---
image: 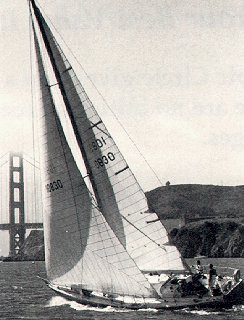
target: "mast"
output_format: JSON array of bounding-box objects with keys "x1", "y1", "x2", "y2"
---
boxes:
[{"x1": 29, "y1": 0, "x2": 103, "y2": 211}]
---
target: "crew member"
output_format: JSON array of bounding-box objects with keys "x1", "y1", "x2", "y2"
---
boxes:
[
  {"x1": 195, "y1": 260, "x2": 204, "y2": 274},
  {"x1": 208, "y1": 264, "x2": 217, "y2": 295}
]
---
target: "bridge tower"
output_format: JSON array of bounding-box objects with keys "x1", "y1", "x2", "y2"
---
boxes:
[{"x1": 9, "y1": 152, "x2": 26, "y2": 256}]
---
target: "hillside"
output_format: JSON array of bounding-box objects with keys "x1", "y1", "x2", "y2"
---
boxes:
[
  {"x1": 146, "y1": 184, "x2": 244, "y2": 221},
  {"x1": 170, "y1": 220, "x2": 244, "y2": 258},
  {"x1": 12, "y1": 220, "x2": 244, "y2": 260}
]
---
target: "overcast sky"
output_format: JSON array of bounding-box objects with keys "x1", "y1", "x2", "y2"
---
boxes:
[{"x1": 2, "y1": 0, "x2": 244, "y2": 194}]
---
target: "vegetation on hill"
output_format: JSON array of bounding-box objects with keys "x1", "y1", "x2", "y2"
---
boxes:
[{"x1": 170, "y1": 220, "x2": 244, "y2": 258}]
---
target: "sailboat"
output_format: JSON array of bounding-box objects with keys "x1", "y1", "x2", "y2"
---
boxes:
[{"x1": 29, "y1": 0, "x2": 244, "y2": 310}]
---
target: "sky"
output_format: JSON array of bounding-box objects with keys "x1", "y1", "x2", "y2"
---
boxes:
[
  {"x1": 1, "y1": 1, "x2": 244, "y2": 194},
  {"x1": 2, "y1": 0, "x2": 244, "y2": 192}
]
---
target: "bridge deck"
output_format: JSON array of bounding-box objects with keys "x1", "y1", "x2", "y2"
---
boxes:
[{"x1": 0, "y1": 223, "x2": 43, "y2": 230}]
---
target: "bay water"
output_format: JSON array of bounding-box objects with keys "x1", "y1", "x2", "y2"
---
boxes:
[{"x1": 0, "y1": 259, "x2": 243, "y2": 320}]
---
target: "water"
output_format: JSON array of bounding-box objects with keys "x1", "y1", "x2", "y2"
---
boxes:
[{"x1": 0, "y1": 260, "x2": 243, "y2": 320}]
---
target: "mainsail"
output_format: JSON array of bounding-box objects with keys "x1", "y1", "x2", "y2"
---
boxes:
[
  {"x1": 32, "y1": 16, "x2": 156, "y2": 297},
  {"x1": 30, "y1": 0, "x2": 185, "y2": 276}
]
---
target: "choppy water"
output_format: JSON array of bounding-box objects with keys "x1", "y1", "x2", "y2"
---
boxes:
[{"x1": 0, "y1": 260, "x2": 243, "y2": 319}]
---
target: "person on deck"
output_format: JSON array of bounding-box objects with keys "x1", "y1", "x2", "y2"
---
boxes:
[
  {"x1": 191, "y1": 260, "x2": 204, "y2": 284},
  {"x1": 208, "y1": 264, "x2": 217, "y2": 294},
  {"x1": 195, "y1": 260, "x2": 204, "y2": 274}
]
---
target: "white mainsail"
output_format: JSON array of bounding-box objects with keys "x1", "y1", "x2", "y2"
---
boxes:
[
  {"x1": 31, "y1": 2, "x2": 185, "y2": 300},
  {"x1": 32, "y1": 17, "x2": 156, "y2": 297},
  {"x1": 30, "y1": 0, "x2": 185, "y2": 274}
]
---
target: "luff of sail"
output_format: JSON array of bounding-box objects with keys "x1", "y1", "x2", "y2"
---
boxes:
[
  {"x1": 31, "y1": 15, "x2": 156, "y2": 297},
  {"x1": 30, "y1": 0, "x2": 185, "y2": 273}
]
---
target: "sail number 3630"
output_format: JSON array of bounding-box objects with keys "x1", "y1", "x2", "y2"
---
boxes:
[
  {"x1": 46, "y1": 180, "x2": 63, "y2": 193},
  {"x1": 94, "y1": 152, "x2": 115, "y2": 168}
]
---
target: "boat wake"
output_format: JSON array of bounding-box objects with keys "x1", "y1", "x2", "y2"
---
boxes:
[
  {"x1": 231, "y1": 305, "x2": 244, "y2": 312},
  {"x1": 46, "y1": 296, "x2": 69, "y2": 308},
  {"x1": 180, "y1": 309, "x2": 222, "y2": 316},
  {"x1": 46, "y1": 296, "x2": 158, "y2": 313},
  {"x1": 46, "y1": 296, "x2": 129, "y2": 312},
  {"x1": 178, "y1": 304, "x2": 244, "y2": 316}
]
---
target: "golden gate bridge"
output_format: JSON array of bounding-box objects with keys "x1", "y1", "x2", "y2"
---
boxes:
[{"x1": 0, "y1": 152, "x2": 43, "y2": 257}]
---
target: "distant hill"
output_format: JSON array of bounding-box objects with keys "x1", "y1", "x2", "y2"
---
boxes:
[{"x1": 146, "y1": 184, "x2": 244, "y2": 221}]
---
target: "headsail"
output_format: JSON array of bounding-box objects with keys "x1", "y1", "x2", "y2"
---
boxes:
[
  {"x1": 31, "y1": 13, "x2": 156, "y2": 297},
  {"x1": 30, "y1": 0, "x2": 185, "y2": 283}
]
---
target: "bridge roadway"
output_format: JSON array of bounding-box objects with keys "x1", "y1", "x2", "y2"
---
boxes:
[{"x1": 0, "y1": 223, "x2": 43, "y2": 230}]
